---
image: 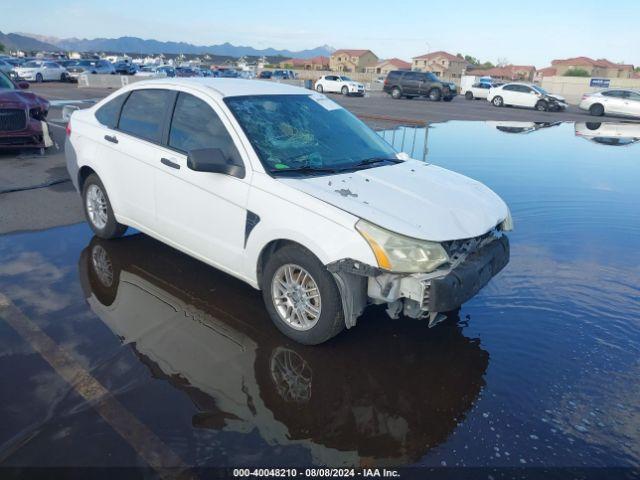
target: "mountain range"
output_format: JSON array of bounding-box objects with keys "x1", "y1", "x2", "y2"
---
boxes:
[{"x1": 1, "y1": 31, "x2": 335, "y2": 59}]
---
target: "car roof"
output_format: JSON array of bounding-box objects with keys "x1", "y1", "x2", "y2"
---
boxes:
[{"x1": 127, "y1": 77, "x2": 310, "y2": 98}]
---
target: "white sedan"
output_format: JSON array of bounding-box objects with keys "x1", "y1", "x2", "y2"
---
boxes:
[
  {"x1": 134, "y1": 66, "x2": 168, "y2": 78},
  {"x1": 66, "y1": 78, "x2": 511, "y2": 344},
  {"x1": 464, "y1": 82, "x2": 492, "y2": 100},
  {"x1": 15, "y1": 60, "x2": 68, "y2": 82},
  {"x1": 314, "y1": 75, "x2": 365, "y2": 96},
  {"x1": 488, "y1": 83, "x2": 568, "y2": 111},
  {"x1": 578, "y1": 89, "x2": 640, "y2": 118}
]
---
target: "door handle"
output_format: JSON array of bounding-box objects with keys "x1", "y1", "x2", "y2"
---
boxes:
[
  {"x1": 104, "y1": 134, "x2": 118, "y2": 144},
  {"x1": 161, "y1": 157, "x2": 180, "y2": 169}
]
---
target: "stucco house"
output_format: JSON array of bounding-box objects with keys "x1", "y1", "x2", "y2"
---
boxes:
[
  {"x1": 411, "y1": 51, "x2": 467, "y2": 80},
  {"x1": 550, "y1": 57, "x2": 634, "y2": 78},
  {"x1": 329, "y1": 49, "x2": 378, "y2": 73},
  {"x1": 366, "y1": 58, "x2": 411, "y2": 75}
]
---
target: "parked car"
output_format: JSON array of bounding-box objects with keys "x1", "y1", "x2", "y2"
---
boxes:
[
  {"x1": 65, "y1": 79, "x2": 512, "y2": 345},
  {"x1": 574, "y1": 121, "x2": 640, "y2": 146},
  {"x1": 258, "y1": 70, "x2": 272, "y2": 79},
  {"x1": 134, "y1": 66, "x2": 168, "y2": 78},
  {"x1": 464, "y1": 82, "x2": 493, "y2": 100},
  {"x1": 0, "y1": 70, "x2": 50, "y2": 149},
  {"x1": 488, "y1": 83, "x2": 567, "y2": 111},
  {"x1": 14, "y1": 60, "x2": 68, "y2": 82},
  {"x1": 156, "y1": 65, "x2": 175, "y2": 77},
  {"x1": 113, "y1": 61, "x2": 138, "y2": 75},
  {"x1": 383, "y1": 70, "x2": 457, "y2": 101},
  {"x1": 314, "y1": 75, "x2": 365, "y2": 96},
  {"x1": 0, "y1": 59, "x2": 14, "y2": 73},
  {"x1": 175, "y1": 67, "x2": 203, "y2": 78},
  {"x1": 66, "y1": 59, "x2": 115, "y2": 80},
  {"x1": 578, "y1": 89, "x2": 640, "y2": 118},
  {"x1": 272, "y1": 69, "x2": 291, "y2": 80}
]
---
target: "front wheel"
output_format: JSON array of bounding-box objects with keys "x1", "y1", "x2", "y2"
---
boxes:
[
  {"x1": 492, "y1": 96, "x2": 504, "y2": 107},
  {"x1": 465, "y1": 91, "x2": 473, "y2": 100},
  {"x1": 315, "y1": 84, "x2": 323, "y2": 93},
  {"x1": 35, "y1": 73, "x2": 43, "y2": 83},
  {"x1": 262, "y1": 245, "x2": 345, "y2": 345},
  {"x1": 535, "y1": 100, "x2": 548, "y2": 112},
  {"x1": 341, "y1": 86, "x2": 349, "y2": 95},
  {"x1": 428, "y1": 88, "x2": 442, "y2": 101},
  {"x1": 391, "y1": 87, "x2": 402, "y2": 99},
  {"x1": 82, "y1": 173, "x2": 128, "y2": 239}
]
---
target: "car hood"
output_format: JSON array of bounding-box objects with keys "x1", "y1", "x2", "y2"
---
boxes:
[
  {"x1": 547, "y1": 93, "x2": 566, "y2": 102},
  {"x1": 348, "y1": 81, "x2": 363, "y2": 87},
  {"x1": 278, "y1": 159, "x2": 509, "y2": 242},
  {"x1": 0, "y1": 90, "x2": 47, "y2": 108}
]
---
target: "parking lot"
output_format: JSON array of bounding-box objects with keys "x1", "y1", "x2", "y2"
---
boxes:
[{"x1": 1, "y1": 79, "x2": 640, "y2": 476}]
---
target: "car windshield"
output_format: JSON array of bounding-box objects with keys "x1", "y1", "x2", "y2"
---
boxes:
[
  {"x1": 339, "y1": 76, "x2": 352, "y2": 81},
  {"x1": 0, "y1": 72, "x2": 16, "y2": 90},
  {"x1": 225, "y1": 94, "x2": 397, "y2": 175},
  {"x1": 426, "y1": 72, "x2": 439, "y2": 82},
  {"x1": 23, "y1": 61, "x2": 41, "y2": 68},
  {"x1": 532, "y1": 85, "x2": 548, "y2": 95}
]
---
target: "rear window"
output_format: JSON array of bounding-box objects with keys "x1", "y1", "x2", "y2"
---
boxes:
[
  {"x1": 386, "y1": 71, "x2": 402, "y2": 81},
  {"x1": 95, "y1": 93, "x2": 129, "y2": 129},
  {"x1": 118, "y1": 89, "x2": 173, "y2": 143}
]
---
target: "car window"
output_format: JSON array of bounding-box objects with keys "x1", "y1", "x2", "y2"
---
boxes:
[
  {"x1": 168, "y1": 92, "x2": 241, "y2": 162},
  {"x1": 95, "y1": 92, "x2": 129, "y2": 129},
  {"x1": 502, "y1": 85, "x2": 516, "y2": 91},
  {"x1": 602, "y1": 90, "x2": 623, "y2": 98},
  {"x1": 627, "y1": 92, "x2": 640, "y2": 101},
  {"x1": 118, "y1": 89, "x2": 173, "y2": 142},
  {"x1": 45, "y1": 62, "x2": 58, "y2": 68},
  {"x1": 404, "y1": 72, "x2": 421, "y2": 80}
]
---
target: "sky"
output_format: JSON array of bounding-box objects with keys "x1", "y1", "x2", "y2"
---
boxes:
[{"x1": 3, "y1": 0, "x2": 639, "y2": 67}]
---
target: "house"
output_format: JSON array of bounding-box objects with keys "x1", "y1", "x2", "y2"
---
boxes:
[
  {"x1": 534, "y1": 66, "x2": 557, "y2": 81},
  {"x1": 466, "y1": 65, "x2": 536, "y2": 82},
  {"x1": 550, "y1": 57, "x2": 634, "y2": 78},
  {"x1": 366, "y1": 58, "x2": 411, "y2": 75},
  {"x1": 329, "y1": 49, "x2": 378, "y2": 73},
  {"x1": 279, "y1": 56, "x2": 330, "y2": 70},
  {"x1": 411, "y1": 51, "x2": 467, "y2": 80}
]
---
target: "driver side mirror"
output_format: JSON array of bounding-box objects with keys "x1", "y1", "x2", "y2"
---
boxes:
[
  {"x1": 18, "y1": 81, "x2": 30, "y2": 89},
  {"x1": 187, "y1": 148, "x2": 245, "y2": 178}
]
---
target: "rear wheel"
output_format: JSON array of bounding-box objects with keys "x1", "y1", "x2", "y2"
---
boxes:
[
  {"x1": 315, "y1": 84, "x2": 323, "y2": 93},
  {"x1": 535, "y1": 100, "x2": 548, "y2": 112},
  {"x1": 262, "y1": 245, "x2": 344, "y2": 345},
  {"x1": 465, "y1": 91, "x2": 473, "y2": 100},
  {"x1": 82, "y1": 174, "x2": 128, "y2": 239},
  {"x1": 428, "y1": 88, "x2": 442, "y2": 101},
  {"x1": 492, "y1": 96, "x2": 504, "y2": 107},
  {"x1": 589, "y1": 103, "x2": 604, "y2": 116},
  {"x1": 391, "y1": 87, "x2": 402, "y2": 99}
]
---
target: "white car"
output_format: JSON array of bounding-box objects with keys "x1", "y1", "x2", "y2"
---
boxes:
[
  {"x1": 464, "y1": 82, "x2": 492, "y2": 100},
  {"x1": 134, "y1": 66, "x2": 168, "y2": 78},
  {"x1": 14, "y1": 60, "x2": 68, "y2": 82},
  {"x1": 315, "y1": 75, "x2": 365, "y2": 96},
  {"x1": 488, "y1": 83, "x2": 568, "y2": 111},
  {"x1": 65, "y1": 78, "x2": 512, "y2": 345},
  {"x1": 574, "y1": 121, "x2": 640, "y2": 146},
  {"x1": 578, "y1": 89, "x2": 640, "y2": 118}
]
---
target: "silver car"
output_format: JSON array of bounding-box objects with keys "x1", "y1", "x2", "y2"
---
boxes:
[{"x1": 579, "y1": 89, "x2": 640, "y2": 118}]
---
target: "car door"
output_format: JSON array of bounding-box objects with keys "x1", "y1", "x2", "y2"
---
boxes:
[
  {"x1": 44, "y1": 62, "x2": 59, "y2": 80},
  {"x1": 153, "y1": 91, "x2": 250, "y2": 276},
  {"x1": 519, "y1": 85, "x2": 539, "y2": 108},
  {"x1": 324, "y1": 75, "x2": 338, "y2": 92},
  {"x1": 400, "y1": 72, "x2": 421, "y2": 96},
  {"x1": 96, "y1": 88, "x2": 174, "y2": 230},
  {"x1": 623, "y1": 91, "x2": 640, "y2": 117},
  {"x1": 600, "y1": 90, "x2": 625, "y2": 114}
]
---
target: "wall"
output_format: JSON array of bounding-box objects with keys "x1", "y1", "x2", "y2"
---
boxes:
[{"x1": 541, "y1": 76, "x2": 640, "y2": 104}]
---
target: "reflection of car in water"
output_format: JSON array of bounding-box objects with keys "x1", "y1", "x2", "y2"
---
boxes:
[
  {"x1": 79, "y1": 234, "x2": 489, "y2": 466},
  {"x1": 490, "y1": 121, "x2": 562, "y2": 134},
  {"x1": 574, "y1": 122, "x2": 640, "y2": 147}
]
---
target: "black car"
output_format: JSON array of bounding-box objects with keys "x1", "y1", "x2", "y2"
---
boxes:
[
  {"x1": 383, "y1": 70, "x2": 457, "y2": 101},
  {"x1": 259, "y1": 70, "x2": 273, "y2": 79}
]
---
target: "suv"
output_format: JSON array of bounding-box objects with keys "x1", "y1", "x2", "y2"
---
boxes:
[
  {"x1": 65, "y1": 78, "x2": 512, "y2": 345},
  {"x1": 383, "y1": 70, "x2": 457, "y2": 101}
]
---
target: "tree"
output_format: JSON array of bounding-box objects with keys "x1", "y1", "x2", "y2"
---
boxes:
[
  {"x1": 635, "y1": 66, "x2": 640, "y2": 73},
  {"x1": 0, "y1": 42, "x2": 5, "y2": 53},
  {"x1": 496, "y1": 57, "x2": 509, "y2": 67},
  {"x1": 564, "y1": 68, "x2": 590, "y2": 77}
]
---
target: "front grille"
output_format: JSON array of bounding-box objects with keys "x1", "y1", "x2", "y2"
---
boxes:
[
  {"x1": 442, "y1": 229, "x2": 500, "y2": 263},
  {"x1": 0, "y1": 109, "x2": 27, "y2": 132}
]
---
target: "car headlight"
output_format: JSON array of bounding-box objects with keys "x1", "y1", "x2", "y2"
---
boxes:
[
  {"x1": 356, "y1": 219, "x2": 449, "y2": 273},
  {"x1": 500, "y1": 209, "x2": 514, "y2": 232}
]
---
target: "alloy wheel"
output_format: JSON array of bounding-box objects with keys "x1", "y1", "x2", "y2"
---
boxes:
[
  {"x1": 271, "y1": 263, "x2": 322, "y2": 331},
  {"x1": 86, "y1": 184, "x2": 108, "y2": 229}
]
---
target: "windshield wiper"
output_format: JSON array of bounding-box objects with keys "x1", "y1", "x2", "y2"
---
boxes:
[
  {"x1": 349, "y1": 157, "x2": 402, "y2": 169},
  {"x1": 270, "y1": 165, "x2": 339, "y2": 176}
]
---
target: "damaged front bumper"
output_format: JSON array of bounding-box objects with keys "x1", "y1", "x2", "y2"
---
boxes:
[{"x1": 328, "y1": 235, "x2": 510, "y2": 328}]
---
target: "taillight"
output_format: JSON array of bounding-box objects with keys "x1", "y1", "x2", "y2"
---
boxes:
[{"x1": 65, "y1": 121, "x2": 71, "y2": 137}]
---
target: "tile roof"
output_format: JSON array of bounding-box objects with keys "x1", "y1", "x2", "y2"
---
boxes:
[
  {"x1": 331, "y1": 49, "x2": 373, "y2": 57},
  {"x1": 412, "y1": 51, "x2": 463, "y2": 62},
  {"x1": 378, "y1": 57, "x2": 411, "y2": 69}
]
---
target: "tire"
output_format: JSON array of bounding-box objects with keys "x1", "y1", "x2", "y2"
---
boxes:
[
  {"x1": 60, "y1": 73, "x2": 66, "y2": 82},
  {"x1": 82, "y1": 173, "x2": 128, "y2": 239},
  {"x1": 341, "y1": 86, "x2": 349, "y2": 96},
  {"x1": 428, "y1": 88, "x2": 442, "y2": 101},
  {"x1": 465, "y1": 91, "x2": 473, "y2": 100},
  {"x1": 492, "y1": 96, "x2": 504, "y2": 107},
  {"x1": 391, "y1": 87, "x2": 402, "y2": 99},
  {"x1": 443, "y1": 96, "x2": 453, "y2": 102},
  {"x1": 535, "y1": 100, "x2": 548, "y2": 112},
  {"x1": 262, "y1": 244, "x2": 345, "y2": 345},
  {"x1": 585, "y1": 122, "x2": 601, "y2": 131},
  {"x1": 589, "y1": 103, "x2": 604, "y2": 117},
  {"x1": 316, "y1": 84, "x2": 323, "y2": 93},
  {"x1": 86, "y1": 238, "x2": 121, "y2": 307},
  {"x1": 35, "y1": 73, "x2": 43, "y2": 83}
]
